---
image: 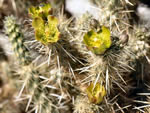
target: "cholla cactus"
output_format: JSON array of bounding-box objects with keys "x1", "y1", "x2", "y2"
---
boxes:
[
  {"x1": 4, "y1": 15, "x2": 53, "y2": 113},
  {"x1": 73, "y1": 95, "x2": 99, "y2": 113},
  {"x1": 4, "y1": 16, "x2": 30, "y2": 65},
  {"x1": 63, "y1": 0, "x2": 150, "y2": 112},
  {"x1": 17, "y1": 65, "x2": 53, "y2": 113},
  {"x1": 2, "y1": 0, "x2": 150, "y2": 113}
]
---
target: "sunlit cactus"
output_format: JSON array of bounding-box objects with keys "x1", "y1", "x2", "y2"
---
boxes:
[
  {"x1": 4, "y1": 15, "x2": 53, "y2": 113},
  {"x1": 2, "y1": 0, "x2": 150, "y2": 113}
]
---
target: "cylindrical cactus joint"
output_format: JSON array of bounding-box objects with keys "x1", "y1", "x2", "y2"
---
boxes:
[{"x1": 4, "y1": 15, "x2": 31, "y2": 65}]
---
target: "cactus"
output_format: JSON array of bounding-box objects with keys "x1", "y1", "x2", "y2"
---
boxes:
[
  {"x1": 1, "y1": 0, "x2": 150, "y2": 113},
  {"x1": 4, "y1": 16, "x2": 53, "y2": 113},
  {"x1": 73, "y1": 95, "x2": 99, "y2": 113},
  {"x1": 4, "y1": 16, "x2": 31, "y2": 65}
]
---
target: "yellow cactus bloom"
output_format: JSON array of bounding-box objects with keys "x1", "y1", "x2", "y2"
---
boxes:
[
  {"x1": 83, "y1": 26, "x2": 111, "y2": 54},
  {"x1": 86, "y1": 82, "x2": 106, "y2": 104},
  {"x1": 32, "y1": 16, "x2": 60, "y2": 45},
  {"x1": 28, "y1": 3, "x2": 51, "y2": 19},
  {"x1": 29, "y1": 4, "x2": 60, "y2": 45}
]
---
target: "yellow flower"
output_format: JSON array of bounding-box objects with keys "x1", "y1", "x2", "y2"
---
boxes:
[
  {"x1": 83, "y1": 26, "x2": 111, "y2": 54},
  {"x1": 28, "y1": 3, "x2": 52, "y2": 20},
  {"x1": 29, "y1": 4, "x2": 60, "y2": 45},
  {"x1": 32, "y1": 16, "x2": 60, "y2": 45},
  {"x1": 86, "y1": 82, "x2": 106, "y2": 104}
]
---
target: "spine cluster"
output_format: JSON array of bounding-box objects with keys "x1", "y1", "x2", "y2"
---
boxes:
[
  {"x1": 2, "y1": 0, "x2": 150, "y2": 113},
  {"x1": 4, "y1": 16, "x2": 52, "y2": 113}
]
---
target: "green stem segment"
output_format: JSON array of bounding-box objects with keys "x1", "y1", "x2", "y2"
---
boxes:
[{"x1": 4, "y1": 16, "x2": 31, "y2": 65}]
